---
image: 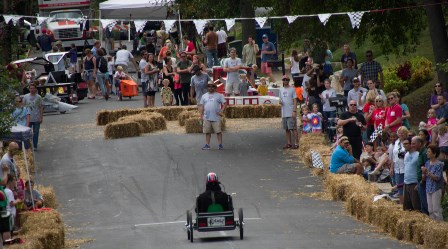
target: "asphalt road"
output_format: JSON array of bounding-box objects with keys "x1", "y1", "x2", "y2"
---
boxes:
[{"x1": 35, "y1": 95, "x2": 416, "y2": 249}]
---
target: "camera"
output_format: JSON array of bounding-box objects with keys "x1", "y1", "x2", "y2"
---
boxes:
[{"x1": 398, "y1": 151, "x2": 405, "y2": 159}]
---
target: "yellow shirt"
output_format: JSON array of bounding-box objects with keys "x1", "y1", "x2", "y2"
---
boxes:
[{"x1": 258, "y1": 85, "x2": 268, "y2": 96}]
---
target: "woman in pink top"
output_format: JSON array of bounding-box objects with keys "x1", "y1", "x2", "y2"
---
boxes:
[
  {"x1": 373, "y1": 96, "x2": 386, "y2": 129},
  {"x1": 385, "y1": 92, "x2": 402, "y2": 133}
]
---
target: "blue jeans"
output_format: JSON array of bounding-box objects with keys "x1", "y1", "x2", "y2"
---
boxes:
[
  {"x1": 206, "y1": 49, "x2": 219, "y2": 68},
  {"x1": 29, "y1": 122, "x2": 40, "y2": 148},
  {"x1": 418, "y1": 181, "x2": 429, "y2": 215},
  {"x1": 96, "y1": 72, "x2": 107, "y2": 96}
]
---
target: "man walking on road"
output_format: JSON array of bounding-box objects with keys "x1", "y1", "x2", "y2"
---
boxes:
[
  {"x1": 261, "y1": 34, "x2": 276, "y2": 83},
  {"x1": 114, "y1": 45, "x2": 139, "y2": 74},
  {"x1": 199, "y1": 82, "x2": 227, "y2": 150},
  {"x1": 23, "y1": 83, "x2": 43, "y2": 150},
  {"x1": 279, "y1": 75, "x2": 299, "y2": 149},
  {"x1": 242, "y1": 36, "x2": 259, "y2": 66}
]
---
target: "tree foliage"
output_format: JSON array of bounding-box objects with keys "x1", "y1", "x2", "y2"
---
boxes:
[
  {"x1": 0, "y1": 67, "x2": 20, "y2": 138},
  {"x1": 176, "y1": 0, "x2": 427, "y2": 61}
]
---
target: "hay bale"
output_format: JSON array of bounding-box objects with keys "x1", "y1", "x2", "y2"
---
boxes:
[
  {"x1": 104, "y1": 120, "x2": 142, "y2": 139},
  {"x1": 395, "y1": 212, "x2": 429, "y2": 242},
  {"x1": 178, "y1": 110, "x2": 200, "y2": 126},
  {"x1": 261, "y1": 104, "x2": 281, "y2": 118},
  {"x1": 37, "y1": 185, "x2": 58, "y2": 209},
  {"x1": 185, "y1": 118, "x2": 203, "y2": 133},
  {"x1": 153, "y1": 106, "x2": 197, "y2": 121},
  {"x1": 422, "y1": 220, "x2": 448, "y2": 248},
  {"x1": 185, "y1": 118, "x2": 226, "y2": 134},
  {"x1": 96, "y1": 110, "x2": 112, "y2": 126},
  {"x1": 119, "y1": 115, "x2": 155, "y2": 133},
  {"x1": 345, "y1": 194, "x2": 372, "y2": 221},
  {"x1": 19, "y1": 210, "x2": 65, "y2": 249},
  {"x1": 15, "y1": 149, "x2": 35, "y2": 177},
  {"x1": 147, "y1": 112, "x2": 167, "y2": 130}
]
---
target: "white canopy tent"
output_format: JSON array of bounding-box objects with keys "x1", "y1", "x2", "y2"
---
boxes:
[{"x1": 99, "y1": 0, "x2": 174, "y2": 20}]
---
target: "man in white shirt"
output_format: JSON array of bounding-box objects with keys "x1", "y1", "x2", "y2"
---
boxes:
[
  {"x1": 216, "y1": 29, "x2": 228, "y2": 59},
  {"x1": 114, "y1": 45, "x2": 139, "y2": 73},
  {"x1": 347, "y1": 78, "x2": 367, "y2": 111},
  {"x1": 223, "y1": 48, "x2": 242, "y2": 96}
]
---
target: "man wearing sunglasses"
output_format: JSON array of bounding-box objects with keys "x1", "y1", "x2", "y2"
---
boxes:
[
  {"x1": 338, "y1": 100, "x2": 366, "y2": 160},
  {"x1": 330, "y1": 136, "x2": 363, "y2": 175}
]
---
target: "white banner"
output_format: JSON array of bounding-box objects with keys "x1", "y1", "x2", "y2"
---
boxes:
[
  {"x1": 3, "y1": 15, "x2": 22, "y2": 26},
  {"x1": 224, "y1": 19, "x2": 236, "y2": 31},
  {"x1": 193, "y1": 19, "x2": 208, "y2": 35},
  {"x1": 285, "y1": 15, "x2": 299, "y2": 24},
  {"x1": 318, "y1": 13, "x2": 331, "y2": 26},
  {"x1": 133, "y1": 20, "x2": 147, "y2": 33},
  {"x1": 347, "y1": 11, "x2": 365, "y2": 29},
  {"x1": 255, "y1": 17, "x2": 268, "y2": 28}
]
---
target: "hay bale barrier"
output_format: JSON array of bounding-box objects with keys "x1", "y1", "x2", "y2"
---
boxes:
[
  {"x1": 104, "y1": 120, "x2": 143, "y2": 139},
  {"x1": 178, "y1": 110, "x2": 200, "y2": 126},
  {"x1": 185, "y1": 117, "x2": 226, "y2": 134},
  {"x1": 297, "y1": 133, "x2": 448, "y2": 247},
  {"x1": 38, "y1": 185, "x2": 58, "y2": 209}
]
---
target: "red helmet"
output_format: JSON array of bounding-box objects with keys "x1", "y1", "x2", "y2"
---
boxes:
[
  {"x1": 41, "y1": 28, "x2": 47, "y2": 34},
  {"x1": 207, "y1": 172, "x2": 219, "y2": 183}
]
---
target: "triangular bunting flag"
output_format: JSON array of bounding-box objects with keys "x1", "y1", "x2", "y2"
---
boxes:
[
  {"x1": 347, "y1": 11, "x2": 365, "y2": 29},
  {"x1": 318, "y1": 13, "x2": 331, "y2": 26},
  {"x1": 285, "y1": 15, "x2": 299, "y2": 24},
  {"x1": 224, "y1": 19, "x2": 235, "y2": 31},
  {"x1": 163, "y1": 20, "x2": 176, "y2": 32},
  {"x1": 134, "y1": 20, "x2": 147, "y2": 33},
  {"x1": 193, "y1": 19, "x2": 208, "y2": 35},
  {"x1": 100, "y1": 19, "x2": 117, "y2": 32},
  {"x1": 36, "y1": 16, "x2": 52, "y2": 25},
  {"x1": 255, "y1": 17, "x2": 268, "y2": 28},
  {"x1": 3, "y1": 15, "x2": 22, "y2": 26}
]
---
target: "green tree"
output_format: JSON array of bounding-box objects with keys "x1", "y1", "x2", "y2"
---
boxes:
[{"x1": 0, "y1": 67, "x2": 20, "y2": 138}]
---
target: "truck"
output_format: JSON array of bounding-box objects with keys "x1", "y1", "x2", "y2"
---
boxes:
[{"x1": 35, "y1": 0, "x2": 94, "y2": 51}]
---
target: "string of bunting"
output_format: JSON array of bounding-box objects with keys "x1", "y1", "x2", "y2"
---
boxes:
[{"x1": 1, "y1": 1, "x2": 446, "y2": 34}]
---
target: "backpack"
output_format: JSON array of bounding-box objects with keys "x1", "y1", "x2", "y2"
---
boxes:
[{"x1": 98, "y1": 56, "x2": 108, "y2": 73}]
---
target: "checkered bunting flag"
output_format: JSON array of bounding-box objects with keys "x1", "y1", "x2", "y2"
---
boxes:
[
  {"x1": 347, "y1": 11, "x2": 365, "y2": 29},
  {"x1": 100, "y1": 19, "x2": 117, "y2": 32},
  {"x1": 255, "y1": 17, "x2": 268, "y2": 28},
  {"x1": 369, "y1": 124, "x2": 382, "y2": 142},
  {"x1": 311, "y1": 150, "x2": 324, "y2": 169}
]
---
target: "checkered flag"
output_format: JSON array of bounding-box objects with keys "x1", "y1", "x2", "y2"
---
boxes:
[
  {"x1": 369, "y1": 124, "x2": 382, "y2": 142},
  {"x1": 347, "y1": 11, "x2": 365, "y2": 29},
  {"x1": 100, "y1": 19, "x2": 117, "y2": 32},
  {"x1": 311, "y1": 150, "x2": 324, "y2": 169}
]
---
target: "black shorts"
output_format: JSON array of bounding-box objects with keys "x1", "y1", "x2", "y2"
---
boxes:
[
  {"x1": 147, "y1": 91, "x2": 156, "y2": 96},
  {"x1": 218, "y1": 43, "x2": 227, "y2": 58}
]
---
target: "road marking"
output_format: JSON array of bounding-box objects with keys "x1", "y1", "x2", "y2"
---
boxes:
[{"x1": 134, "y1": 217, "x2": 262, "y2": 228}]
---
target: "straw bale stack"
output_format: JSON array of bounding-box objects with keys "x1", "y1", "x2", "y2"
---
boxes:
[
  {"x1": 185, "y1": 118, "x2": 226, "y2": 133},
  {"x1": 395, "y1": 212, "x2": 428, "y2": 242},
  {"x1": 18, "y1": 209, "x2": 65, "y2": 249},
  {"x1": 152, "y1": 106, "x2": 197, "y2": 121},
  {"x1": 15, "y1": 149, "x2": 35, "y2": 177},
  {"x1": 104, "y1": 120, "x2": 142, "y2": 139},
  {"x1": 148, "y1": 112, "x2": 167, "y2": 130},
  {"x1": 119, "y1": 115, "x2": 155, "y2": 133},
  {"x1": 223, "y1": 105, "x2": 280, "y2": 119},
  {"x1": 178, "y1": 110, "x2": 200, "y2": 126},
  {"x1": 37, "y1": 185, "x2": 58, "y2": 209},
  {"x1": 261, "y1": 104, "x2": 281, "y2": 118},
  {"x1": 422, "y1": 221, "x2": 448, "y2": 248}
]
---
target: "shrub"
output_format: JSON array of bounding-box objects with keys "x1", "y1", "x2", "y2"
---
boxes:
[{"x1": 383, "y1": 56, "x2": 432, "y2": 94}]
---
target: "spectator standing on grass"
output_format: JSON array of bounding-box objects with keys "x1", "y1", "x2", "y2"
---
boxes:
[
  {"x1": 190, "y1": 65, "x2": 211, "y2": 105},
  {"x1": 338, "y1": 100, "x2": 366, "y2": 160},
  {"x1": 199, "y1": 82, "x2": 226, "y2": 150},
  {"x1": 396, "y1": 92, "x2": 411, "y2": 130},
  {"x1": 340, "y1": 44, "x2": 357, "y2": 70},
  {"x1": 260, "y1": 34, "x2": 276, "y2": 83},
  {"x1": 362, "y1": 79, "x2": 386, "y2": 103},
  {"x1": 340, "y1": 59, "x2": 358, "y2": 97},
  {"x1": 416, "y1": 134, "x2": 429, "y2": 215},
  {"x1": 177, "y1": 52, "x2": 193, "y2": 105},
  {"x1": 429, "y1": 82, "x2": 448, "y2": 108},
  {"x1": 330, "y1": 136, "x2": 363, "y2": 175},
  {"x1": 422, "y1": 145, "x2": 444, "y2": 220},
  {"x1": 279, "y1": 75, "x2": 299, "y2": 149},
  {"x1": 359, "y1": 50, "x2": 383, "y2": 88},
  {"x1": 403, "y1": 136, "x2": 421, "y2": 211},
  {"x1": 23, "y1": 83, "x2": 43, "y2": 150},
  {"x1": 347, "y1": 78, "x2": 366, "y2": 112},
  {"x1": 391, "y1": 126, "x2": 409, "y2": 203},
  {"x1": 242, "y1": 36, "x2": 259, "y2": 66},
  {"x1": 224, "y1": 48, "x2": 242, "y2": 96},
  {"x1": 385, "y1": 92, "x2": 403, "y2": 133}
]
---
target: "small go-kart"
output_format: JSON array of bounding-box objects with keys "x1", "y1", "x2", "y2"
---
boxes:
[{"x1": 185, "y1": 194, "x2": 244, "y2": 242}]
